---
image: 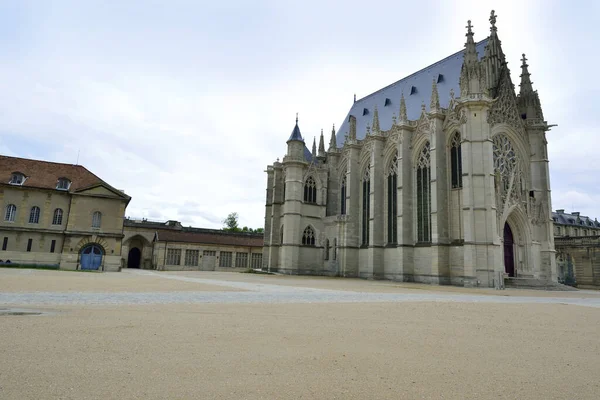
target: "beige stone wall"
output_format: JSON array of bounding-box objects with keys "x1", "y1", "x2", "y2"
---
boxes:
[
  {"x1": 0, "y1": 187, "x2": 70, "y2": 230},
  {"x1": 1, "y1": 185, "x2": 127, "y2": 271},
  {"x1": 153, "y1": 241, "x2": 262, "y2": 272},
  {"x1": 67, "y1": 193, "x2": 125, "y2": 235}
]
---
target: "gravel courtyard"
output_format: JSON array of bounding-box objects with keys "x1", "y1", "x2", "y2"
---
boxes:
[{"x1": 1, "y1": 268, "x2": 599, "y2": 399}]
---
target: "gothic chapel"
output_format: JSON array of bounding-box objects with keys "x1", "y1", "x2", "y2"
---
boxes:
[{"x1": 263, "y1": 11, "x2": 557, "y2": 287}]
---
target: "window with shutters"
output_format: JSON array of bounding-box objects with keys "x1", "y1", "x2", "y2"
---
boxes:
[
  {"x1": 235, "y1": 252, "x2": 248, "y2": 268},
  {"x1": 185, "y1": 250, "x2": 199, "y2": 266},
  {"x1": 166, "y1": 249, "x2": 181, "y2": 265},
  {"x1": 219, "y1": 251, "x2": 232, "y2": 267}
]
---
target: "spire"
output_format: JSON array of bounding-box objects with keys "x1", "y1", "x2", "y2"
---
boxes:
[
  {"x1": 318, "y1": 129, "x2": 326, "y2": 157},
  {"x1": 517, "y1": 53, "x2": 544, "y2": 121},
  {"x1": 519, "y1": 53, "x2": 534, "y2": 94},
  {"x1": 463, "y1": 20, "x2": 478, "y2": 65},
  {"x1": 372, "y1": 104, "x2": 380, "y2": 132},
  {"x1": 459, "y1": 19, "x2": 485, "y2": 96},
  {"x1": 483, "y1": 10, "x2": 506, "y2": 94},
  {"x1": 287, "y1": 113, "x2": 303, "y2": 142},
  {"x1": 311, "y1": 137, "x2": 317, "y2": 158},
  {"x1": 328, "y1": 124, "x2": 337, "y2": 150},
  {"x1": 348, "y1": 115, "x2": 357, "y2": 141},
  {"x1": 398, "y1": 93, "x2": 408, "y2": 123},
  {"x1": 430, "y1": 79, "x2": 440, "y2": 111}
]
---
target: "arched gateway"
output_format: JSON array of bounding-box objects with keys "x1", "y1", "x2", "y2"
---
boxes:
[{"x1": 127, "y1": 247, "x2": 141, "y2": 268}]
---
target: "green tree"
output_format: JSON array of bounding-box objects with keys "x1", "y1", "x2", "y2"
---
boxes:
[{"x1": 222, "y1": 212, "x2": 240, "y2": 232}]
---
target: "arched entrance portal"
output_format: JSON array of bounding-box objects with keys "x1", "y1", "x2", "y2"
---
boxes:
[
  {"x1": 81, "y1": 245, "x2": 103, "y2": 271},
  {"x1": 504, "y1": 223, "x2": 515, "y2": 277},
  {"x1": 128, "y1": 247, "x2": 141, "y2": 268}
]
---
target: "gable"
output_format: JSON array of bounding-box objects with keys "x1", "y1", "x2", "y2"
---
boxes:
[{"x1": 75, "y1": 184, "x2": 130, "y2": 201}]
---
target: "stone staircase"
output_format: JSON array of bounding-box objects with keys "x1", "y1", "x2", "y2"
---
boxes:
[{"x1": 505, "y1": 277, "x2": 578, "y2": 291}]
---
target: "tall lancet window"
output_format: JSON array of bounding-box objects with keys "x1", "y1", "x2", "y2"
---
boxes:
[
  {"x1": 450, "y1": 132, "x2": 463, "y2": 188},
  {"x1": 340, "y1": 175, "x2": 347, "y2": 215},
  {"x1": 361, "y1": 164, "x2": 371, "y2": 246},
  {"x1": 416, "y1": 142, "x2": 431, "y2": 243},
  {"x1": 304, "y1": 176, "x2": 317, "y2": 204},
  {"x1": 282, "y1": 170, "x2": 286, "y2": 201},
  {"x1": 387, "y1": 152, "x2": 398, "y2": 244}
]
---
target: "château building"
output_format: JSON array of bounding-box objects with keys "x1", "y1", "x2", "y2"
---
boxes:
[
  {"x1": 0, "y1": 156, "x2": 130, "y2": 271},
  {"x1": 263, "y1": 11, "x2": 558, "y2": 287}
]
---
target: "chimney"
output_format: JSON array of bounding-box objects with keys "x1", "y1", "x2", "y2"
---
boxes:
[{"x1": 556, "y1": 209, "x2": 564, "y2": 214}]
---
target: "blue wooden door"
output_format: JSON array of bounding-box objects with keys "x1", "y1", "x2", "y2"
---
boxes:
[{"x1": 81, "y1": 245, "x2": 103, "y2": 270}]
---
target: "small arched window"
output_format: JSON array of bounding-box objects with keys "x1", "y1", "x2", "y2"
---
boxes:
[
  {"x1": 340, "y1": 176, "x2": 347, "y2": 215},
  {"x1": 52, "y1": 208, "x2": 63, "y2": 225},
  {"x1": 304, "y1": 176, "x2": 317, "y2": 204},
  {"x1": 92, "y1": 211, "x2": 102, "y2": 228},
  {"x1": 450, "y1": 132, "x2": 462, "y2": 188},
  {"x1": 280, "y1": 225, "x2": 284, "y2": 245},
  {"x1": 324, "y1": 239, "x2": 330, "y2": 260},
  {"x1": 29, "y1": 206, "x2": 40, "y2": 224},
  {"x1": 302, "y1": 226, "x2": 315, "y2": 246},
  {"x1": 4, "y1": 204, "x2": 16, "y2": 222}
]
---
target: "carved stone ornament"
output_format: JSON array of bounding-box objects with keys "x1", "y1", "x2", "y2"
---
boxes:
[
  {"x1": 385, "y1": 151, "x2": 399, "y2": 177},
  {"x1": 487, "y1": 67, "x2": 523, "y2": 131},
  {"x1": 416, "y1": 111, "x2": 430, "y2": 136},
  {"x1": 361, "y1": 140, "x2": 373, "y2": 157},
  {"x1": 493, "y1": 134, "x2": 525, "y2": 223}
]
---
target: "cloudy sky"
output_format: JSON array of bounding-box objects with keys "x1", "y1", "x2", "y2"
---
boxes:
[{"x1": 0, "y1": 0, "x2": 598, "y2": 229}]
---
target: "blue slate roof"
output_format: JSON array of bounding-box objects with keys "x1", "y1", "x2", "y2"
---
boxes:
[
  {"x1": 288, "y1": 122, "x2": 304, "y2": 142},
  {"x1": 552, "y1": 211, "x2": 600, "y2": 228},
  {"x1": 336, "y1": 39, "x2": 488, "y2": 145}
]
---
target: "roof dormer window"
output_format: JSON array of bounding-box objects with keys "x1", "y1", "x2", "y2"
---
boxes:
[
  {"x1": 56, "y1": 178, "x2": 71, "y2": 191},
  {"x1": 9, "y1": 173, "x2": 25, "y2": 185}
]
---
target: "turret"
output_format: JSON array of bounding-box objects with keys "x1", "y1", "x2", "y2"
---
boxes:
[
  {"x1": 311, "y1": 137, "x2": 317, "y2": 159},
  {"x1": 286, "y1": 114, "x2": 305, "y2": 160}
]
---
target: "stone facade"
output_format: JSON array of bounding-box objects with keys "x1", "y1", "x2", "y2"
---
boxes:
[
  {"x1": 263, "y1": 11, "x2": 558, "y2": 288},
  {"x1": 0, "y1": 156, "x2": 130, "y2": 271},
  {"x1": 552, "y1": 210, "x2": 600, "y2": 288},
  {"x1": 122, "y1": 219, "x2": 263, "y2": 271}
]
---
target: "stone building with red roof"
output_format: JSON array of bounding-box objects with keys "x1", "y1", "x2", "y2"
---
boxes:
[
  {"x1": 122, "y1": 218, "x2": 263, "y2": 271},
  {"x1": 0, "y1": 155, "x2": 131, "y2": 271}
]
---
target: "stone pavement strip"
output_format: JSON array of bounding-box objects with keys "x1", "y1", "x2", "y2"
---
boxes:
[{"x1": 1, "y1": 269, "x2": 599, "y2": 308}]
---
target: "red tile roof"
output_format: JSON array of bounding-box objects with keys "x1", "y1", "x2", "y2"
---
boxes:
[
  {"x1": 156, "y1": 229, "x2": 263, "y2": 248},
  {"x1": 0, "y1": 156, "x2": 127, "y2": 198}
]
